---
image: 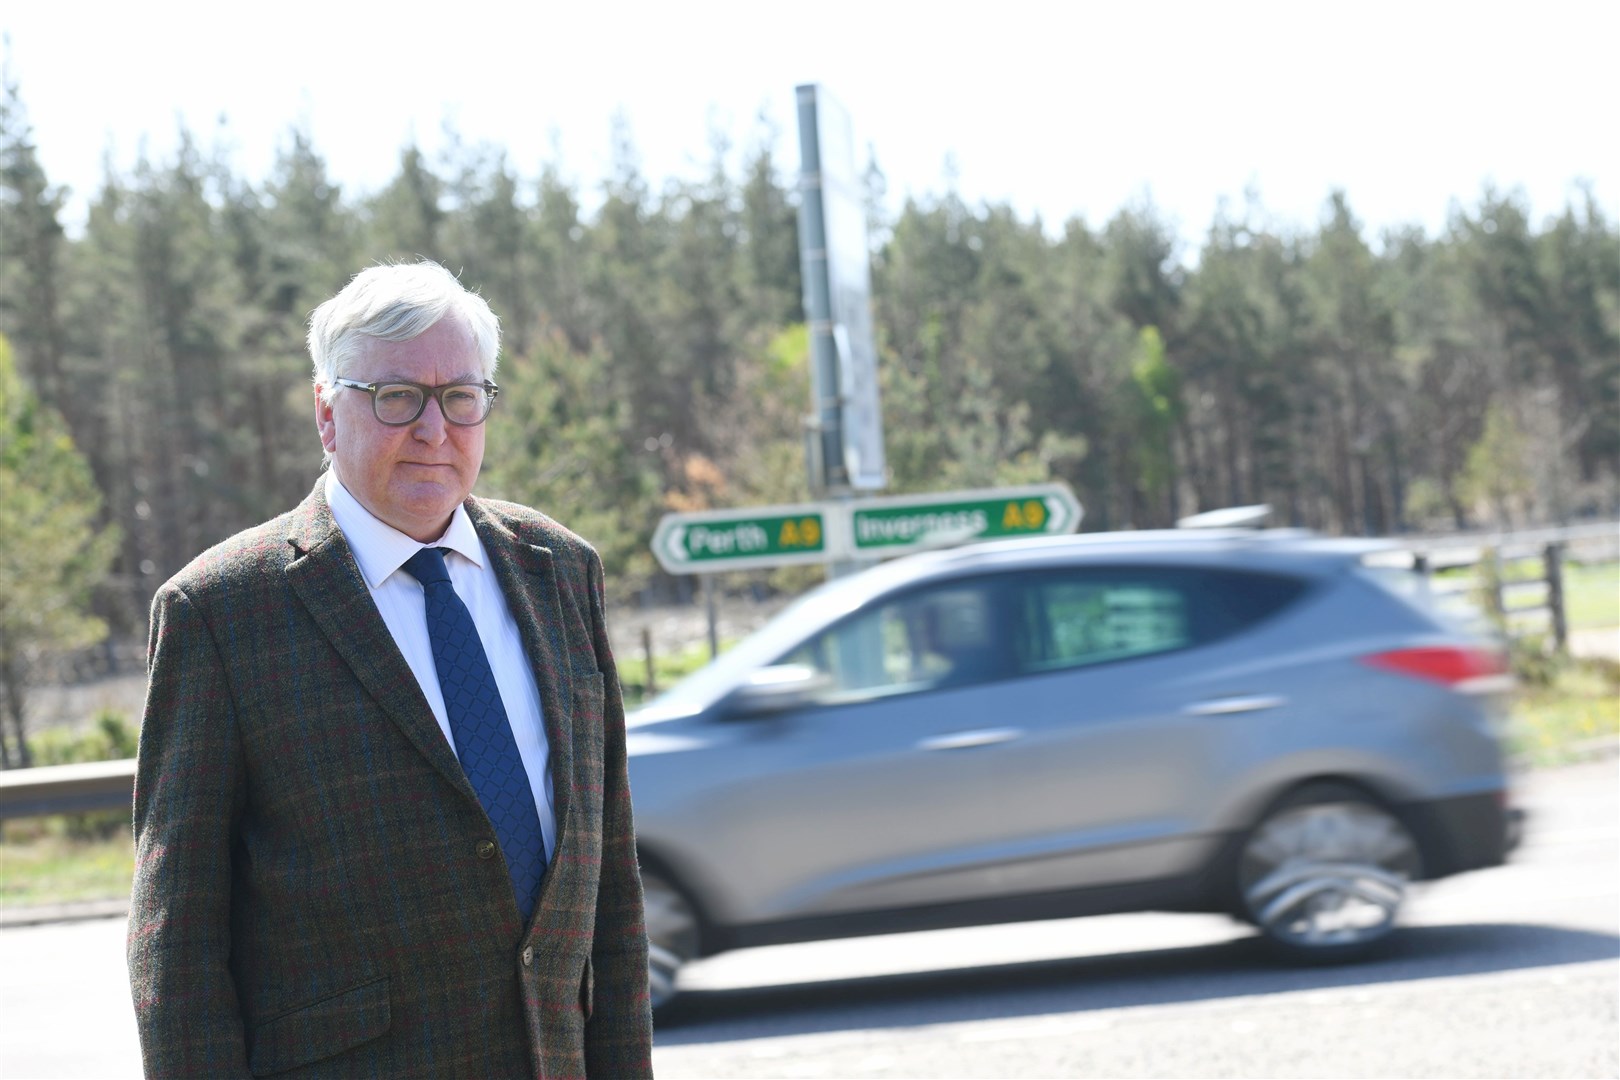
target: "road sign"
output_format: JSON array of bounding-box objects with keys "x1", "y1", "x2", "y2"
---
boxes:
[
  {"x1": 651, "y1": 504, "x2": 832, "y2": 574},
  {"x1": 850, "y1": 484, "x2": 1082, "y2": 556},
  {"x1": 650, "y1": 484, "x2": 1083, "y2": 574}
]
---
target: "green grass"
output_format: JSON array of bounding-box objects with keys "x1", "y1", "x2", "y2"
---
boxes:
[
  {"x1": 1564, "y1": 560, "x2": 1619, "y2": 628},
  {"x1": 1508, "y1": 657, "x2": 1620, "y2": 766},
  {"x1": 0, "y1": 712, "x2": 139, "y2": 909},
  {"x1": 1433, "y1": 557, "x2": 1616, "y2": 631},
  {"x1": 0, "y1": 820, "x2": 134, "y2": 907},
  {"x1": 620, "y1": 636, "x2": 739, "y2": 708}
]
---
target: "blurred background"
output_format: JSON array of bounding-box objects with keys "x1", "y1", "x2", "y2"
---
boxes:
[{"x1": 0, "y1": 1, "x2": 1616, "y2": 1076}]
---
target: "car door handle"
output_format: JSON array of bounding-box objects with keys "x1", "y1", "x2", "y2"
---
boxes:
[
  {"x1": 917, "y1": 727, "x2": 1023, "y2": 751},
  {"x1": 1183, "y1": 695, "x2": 1287, "y2": 717}
]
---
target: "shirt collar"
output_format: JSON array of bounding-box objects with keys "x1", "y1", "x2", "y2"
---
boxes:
[{"x1": 324, "y1": 471, "x2": 485, "y2": 588}]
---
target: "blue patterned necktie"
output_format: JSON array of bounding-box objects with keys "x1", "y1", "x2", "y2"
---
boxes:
[{"x1": 402, "y1": 546, "x2": 546, "y2": 922}]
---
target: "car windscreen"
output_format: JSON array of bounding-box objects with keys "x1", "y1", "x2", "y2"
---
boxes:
[{"x1": 631, "y1": 575, "x2": 872, "y2": 721}]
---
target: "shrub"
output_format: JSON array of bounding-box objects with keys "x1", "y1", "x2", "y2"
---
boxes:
[{"x1": 25, "y1": 710, "x2": 136, "y2": 839}]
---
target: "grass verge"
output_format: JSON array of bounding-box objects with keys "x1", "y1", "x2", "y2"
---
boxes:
[
  {"x1": 1509, "y1": 656, "x2": 1620, "y2": 766},
  {"x1": 1564, "y1": 560, "x2": 1620, "y2": 628},
  {"x1": 620, "y1": 636, "x2": 738, "y2": 709},
  {"x1": 1, "y1": 819, "x2": 134, "y2": 908}
]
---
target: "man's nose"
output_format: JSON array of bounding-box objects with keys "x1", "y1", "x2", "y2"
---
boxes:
[{"x1": 411, "y1": 397, "x2": 449, "y2": 443}]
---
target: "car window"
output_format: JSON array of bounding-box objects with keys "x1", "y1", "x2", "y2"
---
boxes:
[
  {"x1": 1013, "y1": 567, "x2": 1306, "y2": 673},
  {"x1": 1356, "y1": 565, "x2": 1493, "y2": 637},
  {"x1": 781, "y1": 582, "x2": 1004, "y2": 703}
]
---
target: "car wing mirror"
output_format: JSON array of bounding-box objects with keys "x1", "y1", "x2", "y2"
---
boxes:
[{"x1": 727, "y1": 664, "x2": 832, "y2": 718}]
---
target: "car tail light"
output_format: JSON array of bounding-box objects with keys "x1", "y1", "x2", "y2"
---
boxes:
[{"x1": 1361, "y1": 646, "x2": 1514, "y2": 693}]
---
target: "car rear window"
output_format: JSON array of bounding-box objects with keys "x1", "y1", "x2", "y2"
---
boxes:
[
  {"x1": 1355, "y1": 564, "x2": 1493, "y2": 636},
  {"x1": 1012, "y1": 566, "x2": 1308, "y2": 673}
]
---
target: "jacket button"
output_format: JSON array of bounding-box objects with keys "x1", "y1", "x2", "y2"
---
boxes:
[
  {"x1": 476, "y1": 840, "x2": 497, "y2": 860},
  {"x1": 522, "y1": 946, "x2": 534, "y2": 968}
]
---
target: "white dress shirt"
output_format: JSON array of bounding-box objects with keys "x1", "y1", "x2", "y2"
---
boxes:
[{"x1": 324, "y1": 471, "x2": 555, "y2": 859}]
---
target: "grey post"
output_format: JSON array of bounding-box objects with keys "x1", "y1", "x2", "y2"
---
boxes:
[
  {"x1": 1544, "y1": 541, "x2": 1568, "y2": 653},
  {"x1": 796, "y1": 84, "x2": 846, "y2": 497}
]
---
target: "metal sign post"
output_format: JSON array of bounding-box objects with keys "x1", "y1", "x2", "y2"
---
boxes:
[{"x1": 796, "y1": 84, "x2": 885, "y2": 497}]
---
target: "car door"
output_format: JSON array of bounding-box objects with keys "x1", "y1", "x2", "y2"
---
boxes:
[
  {"x1": 663, "y1": 575, "x2": 1049, "y2": 923},
  {"x1": 973, "y1": 564, "x2": 1312, "y2": 894}
]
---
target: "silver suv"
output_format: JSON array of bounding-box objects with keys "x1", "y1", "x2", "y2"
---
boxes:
[{"x1": 627, "y1": 530, "x2": 1519, "y2": 1009}]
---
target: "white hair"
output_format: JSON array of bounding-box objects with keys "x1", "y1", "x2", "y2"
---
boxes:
[{"x1": 309, "y1": 261, "x2": 501, "y2": 407}]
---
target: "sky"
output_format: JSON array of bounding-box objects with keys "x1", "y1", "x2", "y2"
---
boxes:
[{"x1": 4, "y1": 0, "x2": 1616, "y2": 257}]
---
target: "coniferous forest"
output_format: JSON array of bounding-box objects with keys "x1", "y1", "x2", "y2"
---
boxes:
[{"x1": 1, "y1": 75, "x2": 1616, "y2": 642}]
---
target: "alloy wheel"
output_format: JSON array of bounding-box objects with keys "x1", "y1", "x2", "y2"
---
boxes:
[
  {"x1": 643, "y1": 871, "x2": 699, "y2": 1011},
  {"x1": 1238, "y1": 794, "x2": 1421, "y2": 953}
]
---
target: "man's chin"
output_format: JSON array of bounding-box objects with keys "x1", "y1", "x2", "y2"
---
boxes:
[{"x1": 384, "y1": 487, "x2": 470, "y2": 535}]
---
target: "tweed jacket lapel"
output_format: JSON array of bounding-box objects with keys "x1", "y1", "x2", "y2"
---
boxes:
[
  {"x1": 466, "y1": 498, "x2": 576, "y2": 879},
  {"x1": 283, "y1": 481, "x2": 477, "y2": 801}
]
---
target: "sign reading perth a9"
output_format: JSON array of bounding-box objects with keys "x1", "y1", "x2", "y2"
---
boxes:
[
  {"x1": 651, "y1": 484, "x2": 1081, "y2": 575},
  {"x1": 651, "y1": 504, "x2": 831, "y2": 574}
]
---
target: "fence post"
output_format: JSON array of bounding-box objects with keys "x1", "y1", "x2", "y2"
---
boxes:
[
  {"x1": 703, "y1": 575, "x2": 720, "y2": 660},
  {"x1": 1412, "y1": 551, "x2": 1430, "y2": 597},
  {"x1": 1544, "y1": 541, "x2": 1568, "y2": 653},
  {"x1": 641, "y1": 626, "x2": 657, "y2": 697},
  {"x1": 1483, "y1": 547, "x2": 1507, "y2": 622}
]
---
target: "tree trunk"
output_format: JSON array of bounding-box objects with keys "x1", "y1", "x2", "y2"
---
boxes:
[{"x1": 0, "y1": 648, "x2": 32, "y2": 769}]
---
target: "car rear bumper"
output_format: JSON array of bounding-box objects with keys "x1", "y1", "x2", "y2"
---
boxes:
[
  {"x1": 1505, "y1": 805, "x2": 1526, "y2": 854},
  {"x1": 1404, "y1": 790, "x2": 1519, "y2": 878}
]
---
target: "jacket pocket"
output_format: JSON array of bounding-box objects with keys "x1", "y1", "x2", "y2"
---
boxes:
[
  {"x1": 247, "y1": 976, "x2": 391, "y2": 1076},
  {"x1": 580, "y1": 956, "x2": 595, "y2": 1021}
]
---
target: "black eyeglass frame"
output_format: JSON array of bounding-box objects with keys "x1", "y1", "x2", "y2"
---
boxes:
[{"x1": 334, "y1": 377, "x2": 501, "y2": 427}]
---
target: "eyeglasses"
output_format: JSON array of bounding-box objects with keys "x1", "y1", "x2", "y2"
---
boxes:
[{"x1": 335, "y1": 378, "x2": 500, "y2": 426}]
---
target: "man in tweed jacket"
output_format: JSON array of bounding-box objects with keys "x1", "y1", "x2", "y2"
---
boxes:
[{"x1": 127, "y1": 262, "x2": 653, "y2": 1078}]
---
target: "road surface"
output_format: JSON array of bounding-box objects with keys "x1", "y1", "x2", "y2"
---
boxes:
[{"x1": 1, "y1": 760, "x2": 1614, "y2": 1078}]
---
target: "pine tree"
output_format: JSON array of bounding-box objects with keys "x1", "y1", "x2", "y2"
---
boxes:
[{"x1": 0, "y1": 334, "x2": 119, "y2": 767}]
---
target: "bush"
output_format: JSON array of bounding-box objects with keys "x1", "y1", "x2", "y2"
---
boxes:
[
  {"x1": 1511, "y1": 655, "x2": 1620, "y2": 765},
  {"x1": 24, "y1": 710, "x2": 136, "y2": 840},
  {"x1": 1507, "y1": 633, "x2": 1565, "y2": 689},
  {"x1": 29, "y1": 709, "x2": 137, "y2": 765}
]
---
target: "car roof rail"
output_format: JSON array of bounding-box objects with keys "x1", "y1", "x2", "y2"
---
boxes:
[{"x1": 1176, "y1": 504, "x2": 1272, "y2": 530}]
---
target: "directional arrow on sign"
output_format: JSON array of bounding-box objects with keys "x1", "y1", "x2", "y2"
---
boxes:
[
  {"x1": 655, "y1": 524, "x2": 688, "y2": 570},
  {"x1": 1045, "y1": 492, "x2": 1081, "y2": 533}
]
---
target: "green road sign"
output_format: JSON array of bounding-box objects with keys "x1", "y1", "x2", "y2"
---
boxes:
[
  {"x1": 651, "y1": 504, "x2": 831, "y2": 574},
  {"x1": 650, "y1": 484, "x2": 1082, "y2": 574},
  {"x1": 850, "y1": 484, "x2": 1082, "y2": 555}
]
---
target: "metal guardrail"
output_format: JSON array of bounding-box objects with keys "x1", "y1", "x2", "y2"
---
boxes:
[{"x1": 0, "y1": 758, "x2": 135, "y2": 819}]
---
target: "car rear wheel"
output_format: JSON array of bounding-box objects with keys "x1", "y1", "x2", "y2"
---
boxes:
[
  {"x1": 643, "y1": 870, "x2": 699, "y2": 1012},
  {"x1": 1236, "y1": 783, "x2": 1422, "y2": 960}
]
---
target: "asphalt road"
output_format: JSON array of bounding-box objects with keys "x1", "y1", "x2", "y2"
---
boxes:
[{"x1": 2, "y1": 760, "x2": 1614, "y2": 1079}]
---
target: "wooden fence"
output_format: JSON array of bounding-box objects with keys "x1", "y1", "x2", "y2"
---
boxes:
[{"x1": 1394, "y1": 522, "x2": 1619, "y2": 653}]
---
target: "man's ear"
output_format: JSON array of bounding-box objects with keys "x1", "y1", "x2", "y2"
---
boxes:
[{"x1": 315, "y1": 386, "x2": 337, "y2": 454}]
